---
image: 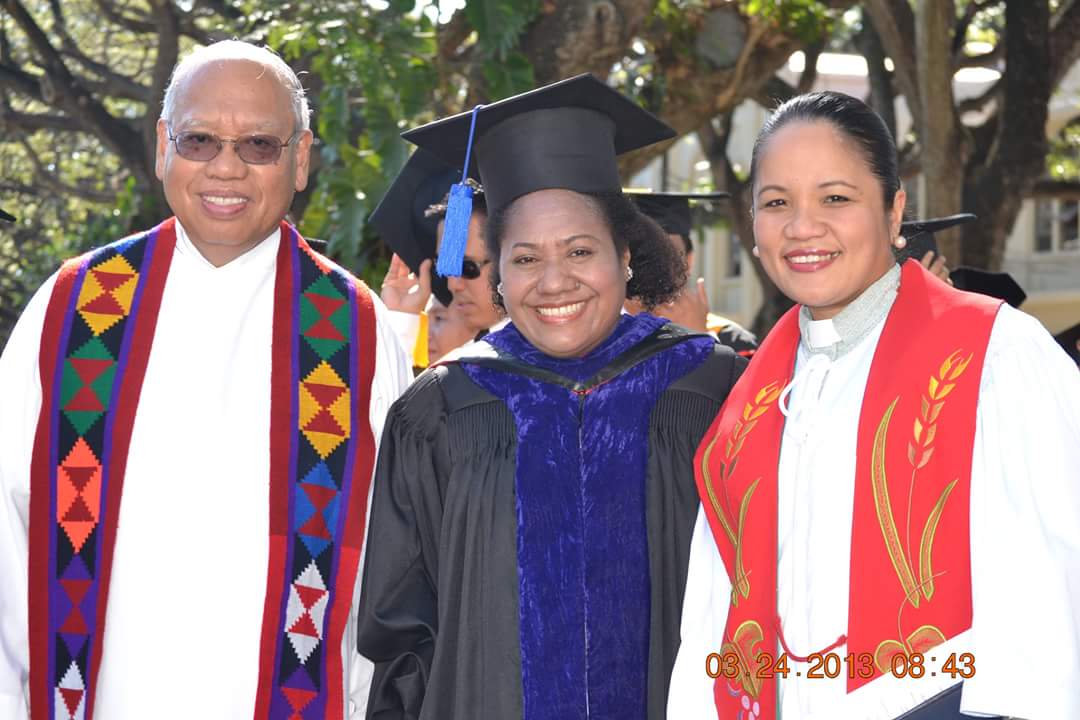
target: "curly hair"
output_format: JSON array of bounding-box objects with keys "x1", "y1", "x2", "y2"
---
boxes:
[
  {"x1": 484, "y1": 190, "x2": 686, "y2": 311},
  {"x1": 424, "y1": 178, "x2": 487, "y2": 220}
]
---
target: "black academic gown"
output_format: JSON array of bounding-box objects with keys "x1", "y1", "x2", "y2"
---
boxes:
[{"x1": 357, "y1": 326, "x2": 744, "y2": 720}]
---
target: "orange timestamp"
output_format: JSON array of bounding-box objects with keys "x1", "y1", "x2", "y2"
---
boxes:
[{"x1": 705, "y1": 651, "x2": 976, "y2": 681}]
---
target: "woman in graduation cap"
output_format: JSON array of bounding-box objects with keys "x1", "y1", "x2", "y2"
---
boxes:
[
  {"x1": 670, "y1": 90, "x2": 1080, "y2": 720},
  {"x1": 355, "y1": 75, "x2": 746, "y2": 720}
]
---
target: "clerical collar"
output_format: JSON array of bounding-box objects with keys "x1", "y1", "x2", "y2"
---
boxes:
[{"x1": 798, "y1": 263, "x2": 900, "y2": 361}]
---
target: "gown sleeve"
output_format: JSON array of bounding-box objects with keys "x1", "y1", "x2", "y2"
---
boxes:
[
  {"x1": 646, "y1": 345, "x2": 745, "y2": 719},
  {"x1": 356, "y1": 370, "x2": 450, "y2": 720},
  {"x1": 349, "y1": 292, "x2": 416, "y2": 719},
  {"x1": 960, "y1": 305, "x2": 1080, "y2": 719},
  {"x1": 0, "y1": 274, "x2": 57, "y2": 720}
]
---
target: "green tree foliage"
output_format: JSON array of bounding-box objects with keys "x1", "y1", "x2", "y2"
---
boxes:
[{"x1": 1, "y1": 0, "x2": 843, "y2": 346}]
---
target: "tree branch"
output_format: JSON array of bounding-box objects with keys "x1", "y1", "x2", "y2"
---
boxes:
[
  {"x1": 857, "y1": 11, "x2": 896, "y2": 139},
  {"x1": 1, "y1": 0, "x2": 149, "y2": 183},
  {"x1": 863, "y1": 0, "x2": 921, "y2": 124},
  {"x1": 437, "y1": 8, "x2": 473, "y2": 61},
  {"x1": 956, "y1": 77, "x2": 1001, "y2": 115},
  {"x1": 90, "y1": 0, "x2": 156, "y2": 34},
  {"x1": 56, "y1": 43, "x2": 151, "y2": 101},
  {"x1": 953, "y1": 0, "x2": 1001, "y2": 57},
  {"x1": 1051, "y1": 0, "x2": 1080, "y2": 89},
  {"x1": 955, "y1": 45, "x2": 1004, "y2": 70},
  {"x1": 15, "y1": 135, "x2": 119, "y2": 203},
  {"x1": 797, "y1": 39, "x2": 823, "y2": 93},
  {"x1": 0, "y1": 61, "x2": 45, "y2": 102},
  {"x1": 0, "y1": 108, "x2": 85, "y2": 132}
]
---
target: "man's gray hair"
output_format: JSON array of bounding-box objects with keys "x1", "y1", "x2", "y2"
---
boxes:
[{"x1": 160, "y1": 40, "x2": 311, "y2": 133}]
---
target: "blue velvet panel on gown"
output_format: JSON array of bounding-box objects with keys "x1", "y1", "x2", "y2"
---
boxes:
[{"x1": 461, "y1": 314, "x2": 713, "y2": 720}]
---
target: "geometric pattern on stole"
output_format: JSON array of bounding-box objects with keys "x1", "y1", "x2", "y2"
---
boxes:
[
  {"x1": 259, "y1": 225, "x2": 376, "y2": 720},
  {"x1": 30, "y1": 222, "x2": 174, "y2": 720}
]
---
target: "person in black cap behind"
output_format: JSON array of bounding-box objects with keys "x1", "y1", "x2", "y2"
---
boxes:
[
  {"x1": 627, "y1": 191, "x2": 758, "y2": 356},
  {"x1": 356, "y1": 74, "x2": 746, "y2": 720},
  {"x1": 1055, "y1": 321, "x2": 1080, "y2": 368},
  {"x1": 371, "y1": 149, "x2": 505, "y2": 368}
]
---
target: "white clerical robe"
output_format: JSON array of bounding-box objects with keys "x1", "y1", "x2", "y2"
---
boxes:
[
  {"x1": 669, "y1": 303, "x2": 1080, "y2": 720},
  {"x1": 0, "y1": 223, "x2": 412, "y2": 719}
]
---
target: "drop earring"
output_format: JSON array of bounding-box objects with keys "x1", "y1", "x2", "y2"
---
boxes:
[
  {"x1": 496, "y1": 282, "x2": 504, "y2": 296},
  {"x1": 626, "y1": 266, "x2": 634, "y2": 281},
  {"x1": 752, "y1": 245, "x2": 760, "y2": 258},
  {"x1": 894, "y1": 235, "x2": 907, "y2": 249}
]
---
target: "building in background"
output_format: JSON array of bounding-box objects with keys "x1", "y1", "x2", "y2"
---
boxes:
[{"x1": 632, "y1": 52, "x2": 1080, "y2": 336}]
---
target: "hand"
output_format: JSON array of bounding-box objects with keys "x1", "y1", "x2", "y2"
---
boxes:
[
  {"x1": 920, "y1": 250, "x2": 952, "y2": 285},
  {"x1": 653, "y1": 277, "x2": 711, "y2": 333},
  {"x1": 380, "y1": 254, "x2": 432, "y2": 314}
]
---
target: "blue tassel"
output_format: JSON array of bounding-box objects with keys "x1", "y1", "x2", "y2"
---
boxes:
[
  {"x1": 436, "y1": 103, "x2": 483, "y2": 278},
  {"x1": 436, "y1": 182, "x2": 474, "y2": 277}
]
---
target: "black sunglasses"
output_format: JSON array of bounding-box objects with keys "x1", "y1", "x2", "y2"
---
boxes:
[
  {"x1": 168, "y1": 129, "x2": 298, "y2": 165},
  {"x1": 433, "y1": 256, "x2": 491, "y2": 280}
]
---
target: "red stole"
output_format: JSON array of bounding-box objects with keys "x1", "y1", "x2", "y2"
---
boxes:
[{"x1": 695, "y1": 261, "x2": 1000, "y2": 717}]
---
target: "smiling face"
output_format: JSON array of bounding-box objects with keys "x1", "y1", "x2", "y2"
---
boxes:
[
  {"x1": 752, "y1": 121, "x2": 904, "y2": 320},
  {"x1": 498, "y1": 189, "x2": 629, "y2": 358},
  {"x1": 155, "y1": 58, "x2": 313, "y2": 266}
]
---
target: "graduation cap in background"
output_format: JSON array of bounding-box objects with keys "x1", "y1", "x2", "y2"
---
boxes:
[
  {"x1": 625, "y1": 191, "x2": 730, "y2": 242},
  {"x1": 1053, "y1": 322, "x2": 1080, "y2": 366},
  {"x1": 897, "y1": 213, "x2": 977, "y2": 264},
  {"x1": 402, "y1": 73, "x2": 676, "y2": 276},
  {"x1": 369, "y1": 148, "x2": 461, "y2": 306},
  {"x1": 949, "y1": 266, "x2": 1027, "y2": 308},
  {"x1": 0, "y1": 208, "x2": 14, "y2": 222}
]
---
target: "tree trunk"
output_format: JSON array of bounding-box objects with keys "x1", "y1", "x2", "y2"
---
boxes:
[
  {"x1": 963, "y1": 0, "x2": 1051, "y2": 270},
  {"x1": 916, "y1": 0, "x2": 968, "y2": 262},
  {"x1": 698, "y1": 115, "x2": 794, "y2": 338}
]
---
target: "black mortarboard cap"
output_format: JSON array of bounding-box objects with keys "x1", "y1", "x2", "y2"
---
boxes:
[
  {"x1": 402, "y1": 73, "x2": 676, "y2": 214},
  {"x1": 899, "y1": 213, "x2": 977, "y2": 237},
  {"x1": 369, "y1": 148, "x2": 459, "y2": 305},
  {"x1": 0, "y1": 208, "x2": 14, "y2": 222},
  {"x1": 896, "y1": 213, "x2": 977, "y2": 263},
  {"x1": 1054, "y1": 322, "x2": 1080, "y2": 366},
  {"x1": 949, "y1": 266, "x2": 1027, "y2": 308},
  {"x1": 626, "y1": 191, "x2": 730, "y2": 239}
]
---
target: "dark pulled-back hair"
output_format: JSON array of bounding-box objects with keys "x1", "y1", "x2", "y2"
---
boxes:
[
  {"x1": 425, "y1": 178, "x2": 488, "y2": 221},
  {"x1": 750, "y1": 91, "x2": 901, "y2": 210},
  {"x1": 485, "y1": 190, "x2": 686, "y2": 311}
]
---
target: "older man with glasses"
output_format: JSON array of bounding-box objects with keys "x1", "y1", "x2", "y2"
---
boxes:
[{"x1": 0, "y1": 40, "x2": 411, "y2": 720}]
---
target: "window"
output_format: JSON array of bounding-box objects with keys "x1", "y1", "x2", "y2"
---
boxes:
[
  {"x1": 1033, "y1": 197, "x2": 1080, "y2": 253},
  {"x1": 1061, "y1": 201, "x2": 1079, "y2": 251},
  {"x1": 728, "y1": 232, "x2": 743, "y2": 277},
  {"x1": 1035, "y1": 199, "x2": 1054, "y2": 252}
]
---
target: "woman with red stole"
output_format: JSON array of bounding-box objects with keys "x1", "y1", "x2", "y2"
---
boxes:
[{"x1": 668, "y1": 91, "x2": 1080, "y2": 720}]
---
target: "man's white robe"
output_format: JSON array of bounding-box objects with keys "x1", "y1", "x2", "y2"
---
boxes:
[{"x1": 0, "y1": 224, "x2": 412, "y2": 719}]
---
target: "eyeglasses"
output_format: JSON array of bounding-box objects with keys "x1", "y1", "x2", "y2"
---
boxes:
[
  {"x1": 168, "y1": 129, "x2": 298, "y2": 165},
  {"x1": 434, "y1": 256, "x2": 491, "y2": 279}
]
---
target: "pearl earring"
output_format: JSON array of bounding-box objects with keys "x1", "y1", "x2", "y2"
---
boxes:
[
  {"x1": 751, "y1": 245, "x2": 760, "y2": 258},
  {"x1": 626, "y1": 266, "x2": 634, "y2": 281},
  {"x1": 496, "y1": 282, "x2": 504, "y2": 296},
  {"x1": 894, "y1": 235, "x2": 907, "y2": 249}
]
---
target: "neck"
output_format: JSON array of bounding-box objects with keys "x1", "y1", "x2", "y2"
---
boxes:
[
  {"x1": 187, "y1": 233, "x2": 269, "y2": 267},
  {"x1": 798, "y1": 262, "x2": 900, "y2": 361}
]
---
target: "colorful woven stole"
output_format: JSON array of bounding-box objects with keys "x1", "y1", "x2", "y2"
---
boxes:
[
  {"x1": 29, "y1": 219, "x2": 378, "y2": 720},
  {"x1": 694, "y1": 261, "x2": 1000, "y2": 719}
]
